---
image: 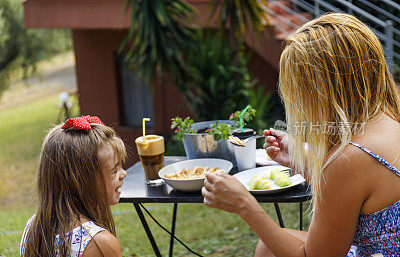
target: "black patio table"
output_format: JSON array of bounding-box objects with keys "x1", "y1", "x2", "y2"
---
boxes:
[{"x1": 119, "y1": 156, "x2": 312, "y2": 257}]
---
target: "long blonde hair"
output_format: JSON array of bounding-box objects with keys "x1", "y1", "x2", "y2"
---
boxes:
[
  {"x1": 279, "y1": 13, "x2": 400, "y2": 204},
  {"x1": 23, "y1": 124, "x2": 126, "y2": 256}
]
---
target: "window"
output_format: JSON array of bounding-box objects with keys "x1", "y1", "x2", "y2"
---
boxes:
[{"x1": 117, "y1": 57, "x2": 154, "y2": 128}]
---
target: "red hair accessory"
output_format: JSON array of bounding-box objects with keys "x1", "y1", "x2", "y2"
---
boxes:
[{"x1": 61, "y1": 115, "x2": 105, "y2": 130}]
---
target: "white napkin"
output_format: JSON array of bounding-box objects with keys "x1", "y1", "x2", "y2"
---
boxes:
[{"x1": 255, "y1": 149, "x2": 279, "y2": 166}]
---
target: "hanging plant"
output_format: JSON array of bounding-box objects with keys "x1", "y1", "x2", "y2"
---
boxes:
[
  {"x1": 120, "y1": 0, "x2": 198, "y2": 85},
  {"x1": 210, "y1": 0, "x2": 269, "y2": 54}
]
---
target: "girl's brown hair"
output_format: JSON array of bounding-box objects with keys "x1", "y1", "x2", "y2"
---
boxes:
[
  {"x1": 279, "y1": 13, "x2": 400, "y2": 205},
  {"x1": 23, "y1": 124, "x2": 126, "y2": 256}
]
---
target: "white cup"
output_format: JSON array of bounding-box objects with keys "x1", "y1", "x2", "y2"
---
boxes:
[{"x1": 233, "y1": 138, "x2": 256, "y2": 171}]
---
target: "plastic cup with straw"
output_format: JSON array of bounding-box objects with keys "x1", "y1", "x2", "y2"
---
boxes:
[{"x1": 233, "y1": 105, "x2": 257, "y2": 171}]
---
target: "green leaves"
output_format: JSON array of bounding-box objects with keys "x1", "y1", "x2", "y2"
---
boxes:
[
  {"x1": 210, "y1": 0, "x2": 268, "y2": 41},
  {"x1": 208, "y1": 122, "x2": 233, "y2": 141},
  {"x1": 171, "y1": 117, "x2": 195, "y2": 140},
  {"x1": 0, "y1": 0, "x2": 71, "y2": 99},
  {"x1": 121, "y1": 0, "x2": 272, "y2": 128},
  {"x1": 178, "y1": 32, "x2": 255, "y2": 121},
  {"x1": 121, "y1": 0, "x2": 197, "y2": 85},
  {"x1": 247, "y1": 86, "x2": 273, "y2": 131},
  {"x1": 229, "y1": 105, "x2": 256, "y2": 127},
  {"x1": 172, "y1": 105, "x2": 256, "y2": 141}
]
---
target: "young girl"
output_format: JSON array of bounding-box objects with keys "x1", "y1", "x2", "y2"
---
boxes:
[
  {"x1": 20, "y1": 115, "x2": 127, "y2": 257},
  {"x1": 202, "y1": 13, "x2": 400, "y2": 256}
]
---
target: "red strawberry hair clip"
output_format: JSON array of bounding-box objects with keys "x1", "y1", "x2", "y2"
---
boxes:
[{"x1": 61, "y1": 115, "x2": 105, "y2": 130}]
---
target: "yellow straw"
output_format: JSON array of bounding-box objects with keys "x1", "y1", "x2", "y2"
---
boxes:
[{"x1": 142, "y1": 118, "x2": 150, "y2": 143}]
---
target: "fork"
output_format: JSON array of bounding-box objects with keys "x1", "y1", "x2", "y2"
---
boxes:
[{"x1": 229, "y1": 135, "x2": 266, "y2": 147}]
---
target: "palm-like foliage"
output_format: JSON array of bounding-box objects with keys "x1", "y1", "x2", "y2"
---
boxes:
[
  {"x1": 120, "y1": 0, "x2": 270, "y2": 122},
  {"x1": 121, "y1": 0, "x2": 197, "y2": 85},
  {"x1": 210, "y1": 0, "x2": 268, "y2": 48}
]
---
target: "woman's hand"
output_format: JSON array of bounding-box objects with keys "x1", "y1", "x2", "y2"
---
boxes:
[
  {"x1": 202, "y1": 173, "x2": 258, "y2": 215},
  {"x1": 263, "y1": 128, "x2": 291, "y2": 168}
]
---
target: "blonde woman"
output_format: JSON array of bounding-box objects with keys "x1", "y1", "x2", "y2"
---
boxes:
[{"x1": 202, "y1": 13, "x2": 400, "y2": 256}]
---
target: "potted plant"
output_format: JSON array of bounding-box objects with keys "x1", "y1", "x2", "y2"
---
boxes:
[{"x1": 171, "y1": 106, "x2": 256, "y2": 164}]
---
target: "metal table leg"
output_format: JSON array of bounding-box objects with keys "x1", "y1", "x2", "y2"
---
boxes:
[
  {"x1": 274, "y1": 203, "x2": 285, "y2": 228},
  {"x1": 133, "y1": 203, "x2": 162, "y2": 257},
  {"x1": 169, "y1": 203, "x2": 178, "y2": 257},
  {"x1": 299, "y1": 202, "x2": 303, "y2": 231}
]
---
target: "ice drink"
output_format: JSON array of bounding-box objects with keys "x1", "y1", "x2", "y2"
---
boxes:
[{"x1": 135, "y1": 135, "x2": 165, "y2": 184}]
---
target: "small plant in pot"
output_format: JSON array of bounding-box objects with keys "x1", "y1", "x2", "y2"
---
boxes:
[{"x1": 171, "y1": 106, "x2": 256, "y2": 164}]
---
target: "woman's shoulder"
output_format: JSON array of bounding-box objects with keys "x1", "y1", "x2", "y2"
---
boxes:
[
  {"x1": 321, "y1": 115, "x2": 400, "y2": 202},
  {"x1": 82, "y1": 230, "x2": 121, "y2": 257},
  {"x1": 325, "y1": 142, "x2": 369, "y2": 178},
  {"x1": 325, "y1": 114, "x2": 400, "y2": 178},
  {"x1": 321, "y1": 142, "x2": 372, "y2": 201}
]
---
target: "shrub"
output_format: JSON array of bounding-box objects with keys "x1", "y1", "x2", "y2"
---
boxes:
[{"x1": 178, "y1": 32, "x2": 256, "y2": 121}]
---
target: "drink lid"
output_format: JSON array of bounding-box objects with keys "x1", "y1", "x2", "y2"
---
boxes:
[{"x1": 230, "y1": 128, "x2": 256, "y2": 139}]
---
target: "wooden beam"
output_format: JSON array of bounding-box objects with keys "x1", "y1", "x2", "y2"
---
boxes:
[{"x1": 23, "y1": 0, "x2": 131, "y2": 29}]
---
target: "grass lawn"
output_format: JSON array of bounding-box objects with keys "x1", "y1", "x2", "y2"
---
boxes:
[
  {"x1": 0, "y1": 96, "x2": 311, "y2": 256},
  {"x1": 0, "y1": 96, "x2": 65, "y2": 211}
]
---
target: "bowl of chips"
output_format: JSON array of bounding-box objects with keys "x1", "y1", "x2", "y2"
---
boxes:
[{"x1": 158, "y1": 158, "x2": 233, "y2": 192}]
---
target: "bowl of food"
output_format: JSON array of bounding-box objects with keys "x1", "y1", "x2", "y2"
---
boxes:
[{"x1": 158, "y1": 158, "x2": 233, "y2": 192}]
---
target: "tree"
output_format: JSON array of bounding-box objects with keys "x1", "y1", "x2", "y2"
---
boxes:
[
  {"x1": 120, "y1": 0, "x2": 197, "y2": 86},
  {"x1": 0, "y1": 0, "x2": 72, "y2": 99},
  {"x1": 121, "y1": 0, "x2": 269, "y2": 121},
  {"x1": 121, "y1": 0, "x2": 268, "y2": 85},
  {"x1": 210, "y1": 0, "x2": 269, "y2": 62},
  {"x1": 0, "y1": 0, "x2": 23, "y2": 97}
]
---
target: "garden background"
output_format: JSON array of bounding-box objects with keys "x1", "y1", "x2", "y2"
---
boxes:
[{"x1": 13, "y1": 0, "x2": 393, "y2": 255}]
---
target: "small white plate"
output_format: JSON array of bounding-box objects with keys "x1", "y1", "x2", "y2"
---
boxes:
[{"x1": 233, "y1": 166, "x2": 306, "y2": 194}]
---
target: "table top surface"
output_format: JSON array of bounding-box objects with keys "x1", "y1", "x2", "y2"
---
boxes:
[{"x1": 119, "y1": 156, "x2": 312, "y2": 204}]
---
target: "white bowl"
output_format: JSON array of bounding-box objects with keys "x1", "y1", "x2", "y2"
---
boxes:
[{"x1": 158, "y1": 158, "x2": 233, "y2": 192}]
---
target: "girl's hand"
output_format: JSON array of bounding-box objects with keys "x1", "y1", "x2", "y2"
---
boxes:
[
  {"x1": 263, "y1": 128, "x2": 291, "y2": 168},
  {"x1": 202, "y1": 173, "x2": 258, "y2": 215}
]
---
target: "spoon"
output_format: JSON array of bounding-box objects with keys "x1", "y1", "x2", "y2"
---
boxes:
[{"x1": 228, "y1": 135, "x2": 266, "y2": 147}]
